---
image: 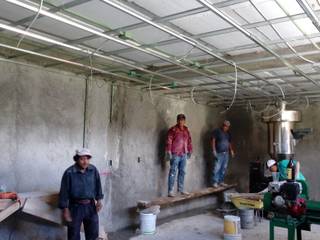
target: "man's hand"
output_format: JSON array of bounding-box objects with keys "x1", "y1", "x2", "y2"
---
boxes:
[
  {"x1": 166, "y1": 151, "x2": 172, "y2": 161},
  {"x1": 187, "y1": 153, "x2": 191, "y2": 159},
  {"x1": 231, "y1": 150, "x2": 235, "y2": 158},
  {"x1": 96, "y1": 200, "x2": 103, "y2": 212},
  {"x1": 63, "y1": 208, "x2": 72, "y2": 222},
  {"x1": 213, "y1": 150, "x2": 217, "y2": 158}
]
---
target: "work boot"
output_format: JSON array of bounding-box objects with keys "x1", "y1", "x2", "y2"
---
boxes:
[
  {"x1": 179, "y1": 191, "x2": 190, "y2": 196},
  {"x1": 168, "y1": 191, "x2": 175, "y2": 197},
  {"x1": 212, "y1": 183, "x2": 219, "y2": 188},
  {"x1": 219, "y1": 182, "x2": 228, "y2": 187}
]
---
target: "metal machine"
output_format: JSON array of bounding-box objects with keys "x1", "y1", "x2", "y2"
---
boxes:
[{"x1": 261, "y1": 102, "x2": 319, "y2": 240}]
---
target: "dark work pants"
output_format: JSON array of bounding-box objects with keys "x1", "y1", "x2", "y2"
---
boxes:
[{"x1": 68, "y1": 203, "x2": 99, "y2": 240}]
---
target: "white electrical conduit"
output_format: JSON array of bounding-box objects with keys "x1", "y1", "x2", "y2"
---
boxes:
[
  {"x1": 190, "y1": 87, "x2": 198, "y2": 104},
  {"x1": 17, "y1": 0, "x2": 43, "y2": 47},
  {"x1": 286, "y1": 42, "x2": 316, "y2": 64},
  {"x1": 99, "y1": 0, "x2": 275, "y2": 97},
  {"x1": 197, "y1": 0, "x2": 320, "y2": 87},
  {"x1": 220, "y1": 62, "x2": 238, "y2": 114}
]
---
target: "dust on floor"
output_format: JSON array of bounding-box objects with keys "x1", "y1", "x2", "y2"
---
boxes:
[{"x1": 130, "y1": 213, "x2": 320, "y2": 240}]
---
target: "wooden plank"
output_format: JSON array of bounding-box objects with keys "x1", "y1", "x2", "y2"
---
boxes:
[
  {"x1": 22, "y1": 192, "x2": 62, "y2": 224},
  {"x1": 137, "y1": 184, "x2": 237, "y2": 209},
  {"x1": 0, "y1": 201, "x2": 21, "y2": 222}
]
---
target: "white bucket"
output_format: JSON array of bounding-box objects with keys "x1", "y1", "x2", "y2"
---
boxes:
[
  {"x1": 224, "y1": 233, "x2": 242, "y2": 240},
  {"x1": 224, "y1": 215, "x2": 241, "y2": 235},
  {"x1": 139, "y1": 212, "x2": 157, "y2": 235}
]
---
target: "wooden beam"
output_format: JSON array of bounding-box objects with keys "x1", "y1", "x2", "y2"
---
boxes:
[
  {"x1": 137, "y1": 184, "x2": 237, "y2": 209},
  {"x1": 0, "y1": 200, "x2": 21, "y2": 222}
]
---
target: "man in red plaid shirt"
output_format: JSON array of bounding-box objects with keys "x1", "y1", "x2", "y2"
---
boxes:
[{"x1": 166, "y1": 114, "x2": 192, "y2": 197}]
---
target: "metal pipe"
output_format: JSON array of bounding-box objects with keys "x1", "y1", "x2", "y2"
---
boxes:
[{"x1": 196, "y1": 0, "x2": 320, "y2": 87}]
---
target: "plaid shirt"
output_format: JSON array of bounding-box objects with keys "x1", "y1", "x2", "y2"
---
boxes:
[{"x1": 166, "y1": 125, "x2": 192, "y2": 156}]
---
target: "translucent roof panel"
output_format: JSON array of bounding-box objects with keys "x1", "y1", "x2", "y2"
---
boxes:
[
  {"x1": 83, "y1": 38, "x2": 128, "y2": 52},
  {"x1": 31, "y1": 17, "x2": 92, "y2": 40},
  {"x1": 256, "y1": 25, "x2": 281, "y2": 41},
  {"x1": 201, "y1": 31, "x2": 254, "y2": 49},
  {"x1": 0, "y1": 1, "x2": 34, "y2": 22},
  {"x1": 276, "y1": 0, "x2": 304, "y2": 15},
  {"x1": 170, "y1": 11, "x2": 231, "y2": 35},
  {"x1": 251, "y1": 0, "x2": 286, "y2": 20},
  {"x1": 225, "y1": 2, "x2": 265, "y2": 24},
  {"x1": 131, "y1": 0, "x2": 201, "y2": 17},
  {"x1": 156, "y1": 41, "x2": 202, "y2": 56},
  {"x1": 128, "y1": 26, "x2": 173, "y2": 44},
  {"x1": 69, "y1": 0, "x2": 141, "y2": 29},
  {"x1": 272, "y1": 21, "x2": 303, "y2": 39},
  {"x1": 294, "y1": 18, "x2": 319, "y2": 35},
  {"x1": 117, "y1": 50, "x2": 161, "y2": 63}
]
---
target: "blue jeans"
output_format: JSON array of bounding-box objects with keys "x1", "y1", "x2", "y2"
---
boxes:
[
  {"x1": 212, "y1": 152, "x2": 229, "y2": 184},
  {"x1": 168, "y1": 154, "x2": 187, "y2": 192},
  {"x1": 68, "y1": 202, "x2": 99, "y2": 240}
]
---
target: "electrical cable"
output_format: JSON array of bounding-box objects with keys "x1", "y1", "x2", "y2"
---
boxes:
[
  {"x1": 190, "y1": 86, "x2": 197, "y2": 104},
  {"x1": 248, "y1": 99, "x2": 272, "y2": 114},
  {"x1": 17, "y1": 0, "x2": 44, "y2": 48},
  {"x1": 220, "y1": 62, "x2": 238, "y2": 113},
  {"x1": 286, "y1": 42, "x2": 316, "y2": 64},
  {"x1": 88, "y1": 39, "x2": 109, "y2": 88},
  {"x1": 305, "y1": 96, "x2": 310, "y2": 109},
  {"x1": 149, "y1": 74, "x2": 155, "y2": 105}
]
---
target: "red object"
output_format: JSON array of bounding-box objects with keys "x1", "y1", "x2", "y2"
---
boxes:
[
  {"x1": 288, "y1": 198, "x2": 306, "y2": 217},
  {"x1": 0, "y1": 192, "x2": 18, "y2": 200},
  {"x1": 166, "y1": 125, "x2": 193, "y2": 156}
]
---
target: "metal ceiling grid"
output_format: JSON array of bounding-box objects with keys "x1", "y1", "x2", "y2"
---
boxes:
[{"x1": 0, "y1": 0, "x2": 316, "y2": 107}]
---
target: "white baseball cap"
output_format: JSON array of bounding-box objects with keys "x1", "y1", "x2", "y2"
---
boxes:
[
  {"x1": 75, "y1": 148, "x2": 92, "y2": 158},
  {"x1": 223, "y1": 120, "x2": 231, "y2": 127},
  {"x1": 266, "y1": 159, "x2": 277, "y2": 168}
]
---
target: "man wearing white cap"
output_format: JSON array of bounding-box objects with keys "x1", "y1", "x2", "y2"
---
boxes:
[
  {"x1": 58, "y1": 148, "x2": 103, "y2": 240},
  {"x1": 211, "y1": 120, "x2": 235, "y2": 188},
  {"x1": 266, "y1": 159, "x2": 305, "y2": 181}
]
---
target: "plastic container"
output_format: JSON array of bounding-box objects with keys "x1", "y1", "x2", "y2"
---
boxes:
[
  {"x1": 239, "y1": 208, "x2": 254, "y2": 229},
  {"x1": 224, "y1": 233, "x2": 242, "y2": 240},
  {"x1": 224, "y1": 215, "x2": 241, "y2": 235},
  {"x1": 139, "y1": 212, "x2": 157, "y2": 235}
]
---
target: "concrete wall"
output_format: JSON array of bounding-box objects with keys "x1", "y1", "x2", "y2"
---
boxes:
[{"x1": 0, "y1": 60, "x2": 227, "y2": 239}]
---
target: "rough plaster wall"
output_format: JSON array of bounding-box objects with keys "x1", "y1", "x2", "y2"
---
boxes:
[{"x1": 0, "y1": 60, "x2": 226, "y2": 238}]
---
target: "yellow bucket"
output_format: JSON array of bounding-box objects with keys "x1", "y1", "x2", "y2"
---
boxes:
[{"x1": 224, "y1": 215, "x2": 241, "y2": 235}]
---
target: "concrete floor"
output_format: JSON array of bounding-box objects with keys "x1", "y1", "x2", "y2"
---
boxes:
[{"x1": 130, "y1": 213, "x2": 320, "y2": 240}]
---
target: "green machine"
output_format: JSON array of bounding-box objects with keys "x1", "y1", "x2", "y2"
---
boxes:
[{"x1": 262, "y1": 102, "x2": 320, "y2": 240}]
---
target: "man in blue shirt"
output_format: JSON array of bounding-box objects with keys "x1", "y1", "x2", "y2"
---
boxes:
[
  {"x1": 212, "y1": 120, "x2": 235, "y2": 188},
  {"x1": 59, "y1": 148, "x2": 103, "y2": 240}
]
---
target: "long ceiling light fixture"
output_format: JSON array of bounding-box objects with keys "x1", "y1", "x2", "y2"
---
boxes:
[
  {"x1": 5, "y1": 0, "x2": 259, "y2": 97},
  {"x1": 0, "y1": 42, "x2": 146, "y2": 84},
  {"x1": 0, "y1": 22, "x2": 182, "y2": 89}
]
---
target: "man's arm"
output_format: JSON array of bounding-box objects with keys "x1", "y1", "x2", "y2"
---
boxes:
[
  {"x1": 187, "y1": 129, "x2": 193, "y2": 154},
  {"x1": 212, "y1": 138, "x2": 217, "y2": 157},
  {"x1": 229, "y1": 143, "x2": 235, "y2": 157},
  {"x1": 165, "y1": 128, "x2": 174, "y2": 158},
  {"x1": 58, "y1": 171, "x2": 72, "y2": 222},
  {"x1": 95, "y1": 168, "x2": 104, "y2": 212}
]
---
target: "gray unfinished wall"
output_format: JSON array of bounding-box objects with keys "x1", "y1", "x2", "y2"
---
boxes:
[{"x1": 0, "y1": 60, "x2": 227, "y2": 239}]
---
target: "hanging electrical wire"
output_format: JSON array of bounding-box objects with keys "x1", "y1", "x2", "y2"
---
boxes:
[
  {"x1": 176, "y1": 46, "x2": 196, "y2": 61},
  {"x1": 305, "y1": 96, "x2": 310, "y2": 109},
  {"x1": 220, "y1": 62, "x2": 238, "y2": 114},
  {"x1": 149, "y1": 74, "x2": 155, "y2": 105},
  {"x1": 190, "y1": 86, "x2": 198, "y2": 104},
  {"x1": 248, "y1": 99, "x2": 272, "y2": 114},
  {"x1": 17, "y1": 0, "x2": 44, "y2": 48},
  {"x1": 286, "y1": 42, "x2": 316, "y2": 64},
  {"x1": 88, "y1": 39, "x2": 110, "y2": 88}
]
